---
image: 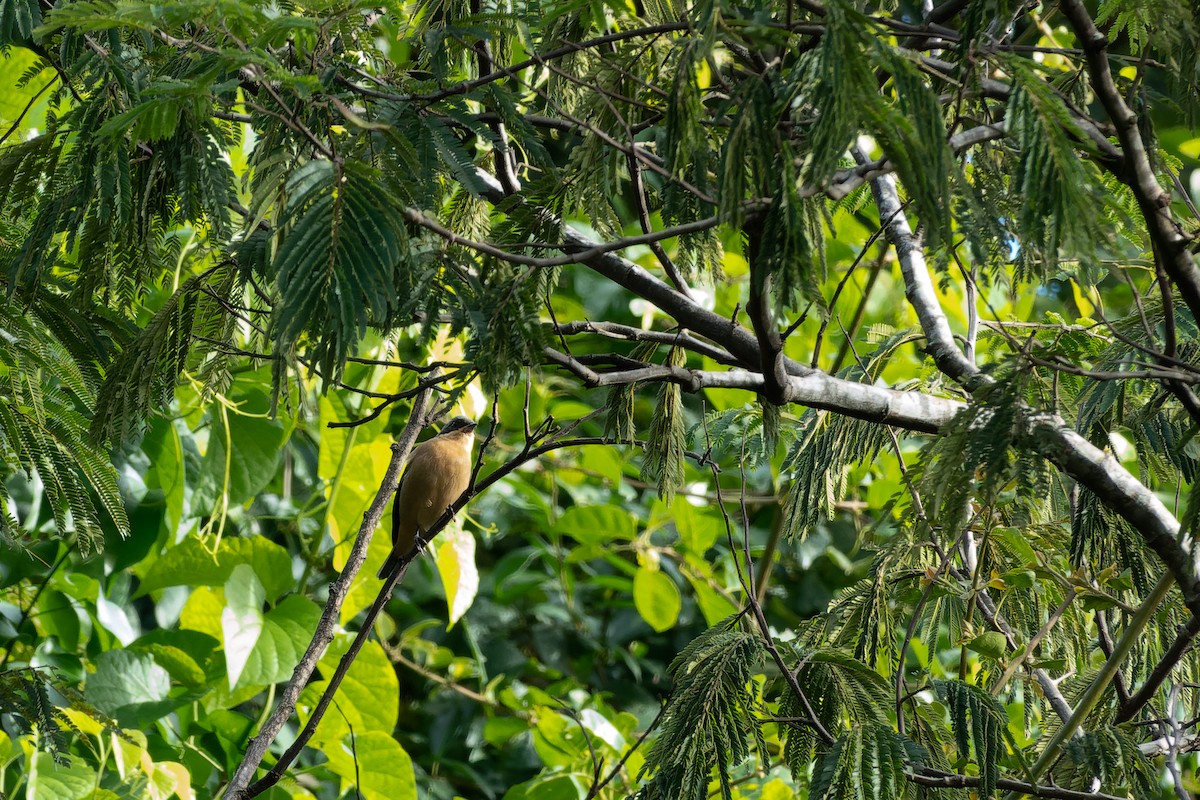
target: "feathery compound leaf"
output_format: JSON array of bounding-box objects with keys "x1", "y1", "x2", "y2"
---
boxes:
[
  {"x1": 781, "y1": 409, "x2": 889, "y2": 539},
  {"x1": 1058, "y1": 727, "x2": 1158, "y2": 797},
  {"x1": 643, "y1": 347, "x2": 687, "y2": 504},
  {"x1": 757, "y1": 159, "x2": 827, "y2": 314},
  {"x1": 0, "y1": 0, "x2": 38, "y2": 43},
  {"x1": 1002, "y1": 57, "x2": 1111, "y2": 277},
  {"x1": 270, "y1": 160, "x2": 407, "y2": 387},
  {"x1": 868, "y1": 47, "x2": 953, "y2": 249},
  {"x1": 604, "y1": 341, "x2": 659, "y2": 442},
  {"x1": 456, "y1": 257, "x2": 551, "y2": 394},
  {"x1": 919, "y1": 374, "x2": 1026, "y2": 530},
  {"x1": 93, "y1": 264, "x2": 239, "y2": 444},
  {"x1": 0, "y1": 297, "x2": 129, "y2": 549},
  {"x1": 796, "y1": 0, "x2": 878, "y2": 183},
  {"x1": 781, "y1": 646, "x2": 893, "y2": 772},
  {"x1": 690, "y1": 404, "x2": 793, "y2": 468},
  {"x1": 640, "y1": 620, "x2": 765, "y2": 800},
  {"x1": 810, "y1": 724, "x2": 924, "y2": 800},
  {"x1": 1071, "y1": 488, "x2": 1152, "y2": 595},
  {"x1": 934, "y1": 679, "x2": 1006, "y2": 797}
]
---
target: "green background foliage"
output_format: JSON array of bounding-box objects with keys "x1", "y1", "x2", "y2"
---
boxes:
[{"x1": 0, "y1": 0, "x2": 1199, "y2": 798}]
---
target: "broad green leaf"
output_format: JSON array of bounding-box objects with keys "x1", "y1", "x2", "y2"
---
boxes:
[
  {"x1": 27, "y1": 753, "x2": 95, "y2": 800},
  {"x1": 142, "y1": 416, "x2": 185, "y2": 539},
  {"x1": 579, "y1": 445, "x2": 625, "y2": 488},
  {"x1": 85, "y1": 649, "x2": 171, "y2": 726},
  {"x1": 323, "y1": 730, "x2": 416, "y2": 800},
  {"x1": 633, "y1": 567, "x2": 681, "y2": 632},
  {"x1": 94, "y1": 591, "x2": 137, "y2": 645},
  {"x1": 179, "y1": 586, "x2": 225, "y2": 641},
  {"x1": 328, "y1": 436, "x2": 394, "y2": 623},
  {"x1": 433, "y1": 521, "x2": 478, "y2": 627},
  {"x1": 152, "y1": 762, "x2": 193, "y2": 800},
  {"x1": 967, "y1": 631, "x2": 1008, "y2": 660},
  {"x1": 555, "y1": 506, "x2": 637, "y2": 546},
  {"x1": 673, "y1": 502, "x2": 721, "y2": 553},
  {"x1": 0, "y1": 51, "x2": 52, "y2": 120},
  {"x1": 531, "y1": 707, "x2": 588, "y2": 767},
  {"x1": 501, "y1": 773, "x2": 586, "y2": 800},
  {"x1": 235, "y1": 594, "x2": 321, "y2": 687},
  {"x1": 194, "y1": 400, "x2": 286, "y2": 507},
  {"x1": 130, "y1": 628, "x2": 219, "y2": 681},
  {"x1": 111, "y1": 729, "x2": 148, "y2": 778},
  {"x1": 138, "y1": 643, "x2": 206, "y2": 687},
  {"x1": 139, "y1": 536, "x2": 293, "y2": 600},
  {"x1": 303, "y1": 634, "x2": 399, "y2": 743},
  {"x1": 685, "y1": 574, "x2": 741, "y2": 626},
  {"x1": 578, "y1": 708, "x2": 625, "y2": 751},
  {"x1": 222, "y1": 564, "x2": 265, "y2": 689}
]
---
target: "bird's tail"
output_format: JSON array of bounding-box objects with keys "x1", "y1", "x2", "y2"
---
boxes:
[{"x1": 377, "y1": 551, "x2": 404, "y2": 580}]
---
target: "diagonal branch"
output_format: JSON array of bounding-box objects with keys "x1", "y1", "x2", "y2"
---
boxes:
[
  {"x1": 225, "y1": 388, "x2": 434, "y2": 798},
  {"x1": 856, "y1": 145, "x2": 980, "y2": 387},
  {"x1": 1058, "y1": 0, "x2": 1200, "y2": 321},
  {"x1": 468, "y1": 165, "x2": 1197, "y2": 624}
]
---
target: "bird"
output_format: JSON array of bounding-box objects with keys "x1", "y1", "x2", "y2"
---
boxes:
[{"x1": 377, "y1": 416, "x2": 478, "y2": 580}]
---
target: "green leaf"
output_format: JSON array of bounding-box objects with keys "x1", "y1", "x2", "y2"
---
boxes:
[
  {"x1": 222, "y1": 564, "x2": 265, "y2": 689},
  {"x1": 935, "y1": 679, "x2": 1006, "y2": 797},
  {"x1": 685, "y1": 574, "x2": 741, "y2": 627},
  {"x1": 966, "y1": 631, "x2": 1008, "y2": 660},
  {"x1": 84, "y1": 649, "x2": 171, "y2": 726},
  {"x1": 643, "y1": 347, "x2": 688, "y2": 504},
  {"x1": 193, "y1": 400, "x2": 286, "y2": 508},
  {"x1": 673, "y1": 502, "x2": 721, "y2": 553},
  {"x1": 555, "y1": 505, "x2": 637, "y2": 546},
  {"x1": 304, "y1": 635, "x2": 399, "y2": 743},
  {"x1": 28, "y1": 753, "x2": 95, "y2": 800},
  {"x1": 322, "y1": 730, "x2": 416, "y2": 800},
  {"x1": 141, "y1": 417, "x2": 185, "y2": 540},
  {"x1": 633, "y1": 567, "x2": 682, "y2": 633},
  {"x1": 532, "y1": 707, "x2": 589, "y2": 768},
  {"x1": 502, "y1": 773, "x2": 587, "y2": 800},
  {"x1": 236, "y1": 594, "x2": 322, "y2": 688},
  {"x1": 138, "y1": 535, "x2": 293, "y2": 600}
]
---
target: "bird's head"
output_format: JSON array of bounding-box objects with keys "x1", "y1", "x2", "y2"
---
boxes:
[{"x1": 440, "y1": 416, "x2": 478, "y2": 437}]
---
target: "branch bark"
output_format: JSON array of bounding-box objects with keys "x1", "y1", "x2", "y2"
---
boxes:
[
  {"x1": 1058, "y1": 0, "x2": 1200, "y2": 321},
  {"x1": 224, "y1": 389, "x2": 433, "y2": 798}
]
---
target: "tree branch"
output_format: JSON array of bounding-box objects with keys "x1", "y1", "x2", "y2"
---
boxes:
[
  {"x1": 225, "y1": 388, "x2": 434, "y2": 798},
  {"x1": 909, "y1": 766, "x2": 1130, "y2": 800},
  {"x1": 1058, "y1": 0, "x2": 1200, "y2": 321}
]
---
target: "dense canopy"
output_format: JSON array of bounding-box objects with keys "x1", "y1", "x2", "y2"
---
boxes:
[{"x1": 1, "y1": 0, "x2": 1200, "y2": 798}]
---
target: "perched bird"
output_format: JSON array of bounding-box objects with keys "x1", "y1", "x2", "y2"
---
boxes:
[{"x1": 377, "y1": 416, "x2": 478, "y2": 579}]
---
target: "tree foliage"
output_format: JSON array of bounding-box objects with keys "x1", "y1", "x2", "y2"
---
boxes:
[{"x1": 1, "y1": 0, "x2": 1200, "y2": 798}]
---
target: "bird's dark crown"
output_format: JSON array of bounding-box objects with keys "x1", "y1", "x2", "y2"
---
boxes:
[{"x1": 441, "y1": 416, "x2": 477, "y2": 434}]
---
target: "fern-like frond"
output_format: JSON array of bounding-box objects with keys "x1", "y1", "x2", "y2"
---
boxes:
[
  {"x1": 92, "y1": 264, "x2": 239, "y2": 443},
  {"x1": 781, "y1": 408, "x2": 888, "y2": 539},
  {"x1": 639, "y1": 619, "x2": 765, "y2": 800},
  {"x1": 269, "y1": 159, "x2": 408, "y2": 387},
  {"x1": 810, "y1": 723, "x2": 925, "y2": 800},
  {"x1": 934, "y1": 679, "x2": 1006, "y2": 798},
  {"x1": 643, "y1": 347, "x2": 688, "y2": 504}
]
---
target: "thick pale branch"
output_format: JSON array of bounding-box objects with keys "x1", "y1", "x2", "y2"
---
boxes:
[
  {"x1": 859, "y1": 147, "x2": 980, "y2": 386},
  {"x1": 476, "y1": 148, "x2": 1198, "y2": 625},
  {"x1": 863, "y1": 158, "x2": 1199, "y2": 617},
  {"x1": 544, "y1": 347, "x2": 764, "y2": 391}
]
